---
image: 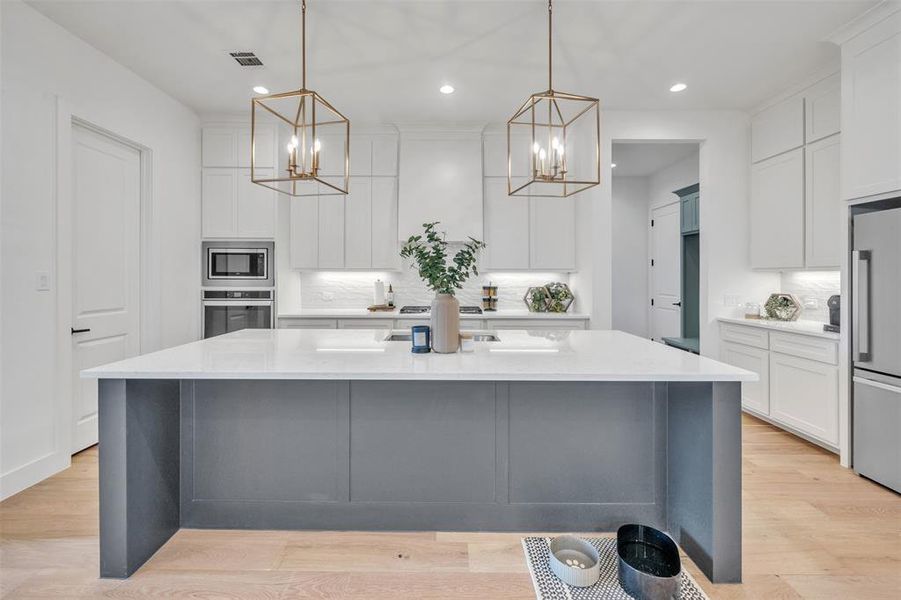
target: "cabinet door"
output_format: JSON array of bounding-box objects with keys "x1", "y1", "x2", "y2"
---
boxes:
[
  {"x1": 805, "y1": 135, "x2": 841, "y2": 267},
  {"x1": 318, "y1": 195, "x2": 345, "y2": 268},
  {"x1": 486, "y1": 319, "x2": 586, "y2": 330},
  {"x1": 841, "y1": 15, "x2": 901, "y2": 200},
  {"x1": 720, "y1": 341, "x2": 770, "y2": 415},
  {"x1": 769, "y1": 352, "x2": 839, "y2": 446},
  {"x1": 530, "y1": 197, "x2": 576, "y2": 270},
  {"x1": 371, "y1": 178, "x2": 399, "y2": 270},
  {"x1": 483, "y1": 178, "x2": 529, "y2": 270},
  {"x1": 236, "y1": 168, "x2": 276, "y2": 238},
  {"x1": 337, "y1": 319, "x2": 392, "y2": 330},
  {"x1": 201, "y1": 169, "x2": 237, "y2": 238},
  {"x1": 804, "y1": 73, "x2": 841, "y2": 143},
  {"x1": 751, "y1": 95, "x2": 804, "y2": 162},
  {"x1": 290, "y1": 195, "x2": 319, "y2": 269},
  {"x1": 315, "y1": 133, "x2": 348, "y2": 178},
  {"x1": 202, "y1": 127, "x2": 237, "y2": 167},
  {"x1": 345, "y1": 177, "x2": 373, "y2": 268},
  {"x1": 238, "y1": 125, "x2": 275, "y2": 168},
  {"x1": 750, "y1": 148, "x2": 804, "y2": 269},
  {"x1": 350, "y1": 136, "x2": 373, "y2": 176},
  {"x1": 371, "y1": 134, "x2": 399, "y2": 176}
]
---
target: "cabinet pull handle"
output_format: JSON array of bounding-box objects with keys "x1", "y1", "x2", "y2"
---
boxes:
[{"x1": 672, "y1": 301, "x2": 682, "y2": 307}]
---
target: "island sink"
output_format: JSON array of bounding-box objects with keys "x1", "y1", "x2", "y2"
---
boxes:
[{"x1": 82, "y1": 328, "x2": 754, "y2": 583}]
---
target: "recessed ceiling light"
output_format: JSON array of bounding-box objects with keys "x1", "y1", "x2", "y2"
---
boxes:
[
  {"x1": 611, "y1": 163, "x2": 617, "y2": 168},
  {"x1": 253, "y1": 85, "x2": 269, "y2": 94},
  {"x1": 439, "y1": 84, "x2": 455, "y2": 95},
  {"x1": 669, "y1": 83, "x2": 687, "y2": 93}
]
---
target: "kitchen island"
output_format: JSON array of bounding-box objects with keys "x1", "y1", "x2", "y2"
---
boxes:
[{"x1": 83, "y1": 328, "x2": 754, "y2": 582}]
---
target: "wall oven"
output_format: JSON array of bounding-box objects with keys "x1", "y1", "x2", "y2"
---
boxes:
[
  {"x1": 202, "y1": 241, "x2": 274, "y2": 287},
  {"x1": 202, "y1": 289, "x2": 274, "y2": 339}
]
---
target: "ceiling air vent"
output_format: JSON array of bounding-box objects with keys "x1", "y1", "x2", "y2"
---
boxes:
[{"x1": 229, "y1": 52, "x2": 264, "y2": 67}]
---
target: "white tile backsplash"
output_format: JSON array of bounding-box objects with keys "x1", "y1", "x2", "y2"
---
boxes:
[
  {"x1": 779, "y1": 271, "x2": 840, "y2": 322},
  {"x1": 294, "y1": 266, "x2": 574, "y2": 312}
]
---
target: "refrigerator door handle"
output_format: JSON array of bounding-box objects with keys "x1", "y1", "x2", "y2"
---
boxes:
[{"x1": 852, "y1": 250, "x2": 871, "y2": 362}]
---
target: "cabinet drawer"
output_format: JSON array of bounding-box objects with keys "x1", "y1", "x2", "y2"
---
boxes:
[
  {"x1": 278, "y1": 318, "x2": 337, "y2": 329},
  {"x1": 769, "y1": 332, "x2": 837, "y2": 365},
  {"x1": 337, "y1": 319, "x2": 392, "y2": 330},
  {"x1": 719, "y1": 323, "x2": 769, "y2": 350}
]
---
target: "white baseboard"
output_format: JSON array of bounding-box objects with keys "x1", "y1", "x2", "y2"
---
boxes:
[{"x1": 0, "y1": 451, "x2": 70, "y2": 501}]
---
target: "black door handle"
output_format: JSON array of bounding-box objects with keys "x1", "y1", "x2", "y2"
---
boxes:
[
  {"x1": 672, "y1": 301, "x2": 682, "y2": 307},
  {"x1": 71, "y1": 327, "x2": 91, "y2": 334}
]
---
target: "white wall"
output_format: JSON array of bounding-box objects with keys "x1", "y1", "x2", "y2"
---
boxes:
[
  {"x1": 0, "y1": 0, "x2": 201, "y2": 499},
  {"x1": 585, "y1": 110, "x2": 779, "y2": 356},
  {"x1": 648, "y1": 152, "x2": 700, "y2": 210},
  {"x1": 611, "y1": 176, "x2": 650, "y2": 337}
]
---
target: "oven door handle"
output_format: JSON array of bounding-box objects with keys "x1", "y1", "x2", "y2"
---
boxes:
[{"x1": 202, "y1": 300, "x2": 274, "y2": 307}]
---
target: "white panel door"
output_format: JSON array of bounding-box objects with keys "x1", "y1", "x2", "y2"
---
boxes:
[
  {"x1": 483, "y1": 177, "x2": 529, "y2": 270},
  {"x1": 345, "y1": 177, "x2": 373, "y2": 268},
  {"x1": 721, "y1": 341, "x2": 770, "y2": 415},
  {"x1": 71, "y1": 125, "x2": 141, "y2": 452},
  {"x1": 529, "y1": 197, "x2": 575, "y2": 271},
  {"x1": 805, "y1": 135, "x2": 841, "y2": 267},
  {"x1": 318, "y1": 195, "x2": 346, "y2": 268},
  {"x1": 650, "y1": 202, "x2": 681, "y2": 341},
  {"x1": 236, "y1": 168, "x2": 276, "y2": 238},
  {"x1": 770, "y1": 352, "x2": 839, "y2": 446},
  {"x1": 371, "y1": 178, "x2": 399, "y2": 269},
  {"x1": 750, "y1": 148, "x2": 804, "y2": 269},
  {"x1": 202, "y1": 169, "x2": 237, "y2": 238}
]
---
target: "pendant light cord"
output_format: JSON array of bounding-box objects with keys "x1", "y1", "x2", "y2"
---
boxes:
[
  {"x1": 301, "y1": 0, "x2": 307, "y2": 89},
  {"x1": 547, "y1": 0, "x2": 553, "y2": 91}
]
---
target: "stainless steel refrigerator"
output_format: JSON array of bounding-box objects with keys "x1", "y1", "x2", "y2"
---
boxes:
[{"x1": 852, "y1": 205, "x2": 901, "y2": 493}]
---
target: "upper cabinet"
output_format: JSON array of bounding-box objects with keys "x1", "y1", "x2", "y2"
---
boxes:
[
  {"x1": 749, "y1": 74, "x2": 842, "y2": 269},
  {"x1": 397, "y1": 129, "x2": 483, "y2": 241},
  {"x1": 837, "y1": 8, "x2": 901, "y2": 201},
  {"x1": 751, "y1": 96, "x2": 804, "y2": 163},
  {"x1": 202, "y1": 124, "x2": 278, "y2": 239}
]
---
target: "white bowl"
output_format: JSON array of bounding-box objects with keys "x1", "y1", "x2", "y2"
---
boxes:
[{"x1": 548, "y1": 535, "x2": 601, "y2": 587}]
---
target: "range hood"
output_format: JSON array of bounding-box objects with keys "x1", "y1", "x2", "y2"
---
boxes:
[{"x1": 397, "y1": 127, "x2": 484, "y2": 241}]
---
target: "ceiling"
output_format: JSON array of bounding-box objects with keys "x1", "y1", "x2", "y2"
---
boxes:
[
  {"x1": 611, "y1": 142, "x2": 698, "y2": 177},
  {"x1": 27, "y1": 0, "x2": 874, "y2": 123}
]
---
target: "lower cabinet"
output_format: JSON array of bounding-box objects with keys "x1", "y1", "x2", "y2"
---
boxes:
[
  {"x1": 721, "y1": 341, "x2": 770, "y2": 415},
  {"x1": 278, "y1": 318, "x2": 338, "y2": 329},
  {"x1": 278, "y1": 317, "x2": 588, "y2": 331},
  {"x1": 719, "y1": 323, "x2": 839, "y2": 449},
  {"x1": 337, "y1": 319, "x2": 392, "y2": 330},
  {"x1": 487, "y1": 319, "x2": 587, "y2": 330},
  {"x1": 769, "y1": 352, "x2": 839, "y2": 445}
]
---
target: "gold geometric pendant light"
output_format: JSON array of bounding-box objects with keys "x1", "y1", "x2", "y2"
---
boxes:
[
  {"x1": 251, "y1": 0, "x2": 349, "y2": 196},
  {"x1": 507, "y1": 0, "x2": 599, "y2": 197}
]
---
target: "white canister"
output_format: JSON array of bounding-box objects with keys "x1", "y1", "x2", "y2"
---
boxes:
[{"x1": 373, "y1": 279, "x2": 386, "y2": 306}]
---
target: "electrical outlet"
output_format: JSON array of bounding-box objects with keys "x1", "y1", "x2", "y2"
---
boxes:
[
  {"x1": 35, "y1": 271, "x2": 51, "y2": 291},
  {"x1": 723, "y1": 294, "x2": 740, "y2": 307}
]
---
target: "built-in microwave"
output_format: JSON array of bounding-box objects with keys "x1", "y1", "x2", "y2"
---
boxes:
[{"x1": 202, "y1": 241, "x2": 274, "y2": 287}]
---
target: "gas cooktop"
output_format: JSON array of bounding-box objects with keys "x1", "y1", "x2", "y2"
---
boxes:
[{"x1": 399, "y1": 305, "x2": 483, "y2": 315}]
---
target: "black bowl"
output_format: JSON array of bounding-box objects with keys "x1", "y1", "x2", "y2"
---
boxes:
[{"x1": 617, "y1": 524, "x2": 682, "y2": 599}]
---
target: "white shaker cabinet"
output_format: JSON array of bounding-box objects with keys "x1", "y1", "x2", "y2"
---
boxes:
[
  {"x1": 721, "y1": 341, "x2": 770, "y2": 415},
  {"x1": 483, "y1": 178, "x2": 530, "y2": 270},
  {"x1": 371, "y1": 178, "x2": 399, "y2": 269},
  {"x1": 839, "y1": 9, "x2": 901, "y2": 200},
  {"x1": 750, "y1": 148, "x2": 804, "y2": 269},
  {"x1": 805, "y1": 135, "x2": 842, "y2": 268},
  {"x1": 235, "y1": 168, "x2": 276, "y2": 238},
  {"x1": 201, "y1": 169, "x2": 237, "y2": 238},
  {"x1": 204, "y1": 124, "x2": 275, "y2": 168},
  {"x1": 804, "y1": 74, "x2": 841, "y2": 144},
  {"x1": 371, "y1": 134, "x2": 399, "y2": 176},
  {"x1": 530, "y1": 197, "x2": 576, "y2": 271},
  {"x1": 770, "y1": 352, "x2": 839, "y2": 446},
  {"x1": 317, "y1": 195, "x2": 345, "y2": 269},
  {"x1": 751, "y1": 95, "x2": 804, "y2": 163},
  {"x1": 344, "y1": 178, "x2": 373, "y2": 269},
  {"x1": 290, "y1": 196, "x2": 319, "y2": 270}
]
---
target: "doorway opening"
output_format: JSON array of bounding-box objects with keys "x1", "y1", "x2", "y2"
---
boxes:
[{"x1": 611, "y1": 141, "x2": 701, "y2": 352}]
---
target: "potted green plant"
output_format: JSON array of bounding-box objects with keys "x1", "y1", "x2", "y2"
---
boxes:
[{"x1": 400, "y1": 222, "x2": 486, "y2": 353}]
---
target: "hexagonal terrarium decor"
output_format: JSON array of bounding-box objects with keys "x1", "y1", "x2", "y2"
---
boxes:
[
  {"x1": 764, "y1": 293, "x2": 802, "y2": 321},
  {"x1": 524, "y1": 286, "x2": 550, "y2": 312},
  {"x1": 545, "y1": 282, "x2": 574, "y2": 313}
]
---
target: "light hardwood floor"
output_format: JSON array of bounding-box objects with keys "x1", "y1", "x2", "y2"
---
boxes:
[{"x1": 1, "y1": 414, "x2": 898, "y2": 599}]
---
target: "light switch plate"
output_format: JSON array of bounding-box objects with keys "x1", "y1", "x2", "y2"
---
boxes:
[
  {"x1": 35, "y1": 271, "x2": 51, "y2": 291},
  {"x1": 723, "y1": 294, "x2": 740, "y2": 307}
]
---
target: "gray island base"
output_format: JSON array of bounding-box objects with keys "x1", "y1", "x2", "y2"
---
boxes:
[{"x1": 98, "y1": 378, "x2": 741, "y2": 583}]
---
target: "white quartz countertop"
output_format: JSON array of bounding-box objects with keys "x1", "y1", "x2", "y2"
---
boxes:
[
  {"x1": 718, "y1": 317, "x2": 840, "y2": 340},
  {"x1": 278, "y1": 308, "x2": 589, "y2": 320},
  {"x1": 82, "y1": 329, "x2": 755, "y2": 382}
]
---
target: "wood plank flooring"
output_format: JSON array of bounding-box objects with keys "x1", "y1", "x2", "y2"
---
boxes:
[{"x1": 1, "y1": 414, "x2": 898, "y2": 599}]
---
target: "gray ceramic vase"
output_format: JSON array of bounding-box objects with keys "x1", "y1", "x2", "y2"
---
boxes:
[{"x1": 431, "y1": 293, "x2": 460, "y2": 353}]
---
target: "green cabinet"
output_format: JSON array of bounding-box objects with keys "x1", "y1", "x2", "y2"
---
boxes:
[{"x1": 679, "y1": 188, "x2": 700, "y2": 235}]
